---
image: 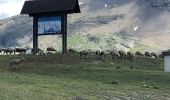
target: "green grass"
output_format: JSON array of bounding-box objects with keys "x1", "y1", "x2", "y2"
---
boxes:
[
  {"x1": 132, "y1": 42, "x2": 149, "y2": 52},
  {"x1": 68, "y1": 36, "x2": 86, "y2": 47},
  {"x1": 0, "y1": 54, "x2": 169, "y2": 100}
]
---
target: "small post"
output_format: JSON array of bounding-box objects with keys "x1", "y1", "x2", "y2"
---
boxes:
[{"x1": 133, "y1": 56, "x2": 136, "y2": 70}]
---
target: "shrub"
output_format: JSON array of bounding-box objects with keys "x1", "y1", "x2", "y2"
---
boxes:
[
  {"x1": 111, "y1": 80, "x2": 119, "y2": 85},
  {"x1": 116, "y1": 66, "x2": 121, "y2": 69}
]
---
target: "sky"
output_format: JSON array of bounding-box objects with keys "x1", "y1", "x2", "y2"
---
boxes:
[{"x1": 0, "y1": 0, "x2": 25, "y2": 20}]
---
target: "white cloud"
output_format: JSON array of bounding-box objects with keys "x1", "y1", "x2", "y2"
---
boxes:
[{"x1": 0, "y1": 0, "x2": 25, "y2": 19}]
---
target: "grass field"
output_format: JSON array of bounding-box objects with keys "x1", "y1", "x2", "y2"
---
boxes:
[{"x1": 0, "y1": 53, "x2": 169, "y2": 100}]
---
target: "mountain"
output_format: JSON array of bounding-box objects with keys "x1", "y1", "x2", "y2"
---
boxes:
[{"x1": 0, "y1": 0, "x2": 170, "y2": 53}]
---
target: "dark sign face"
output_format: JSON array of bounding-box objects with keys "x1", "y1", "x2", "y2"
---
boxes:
[{"x1": 38, "y1": 16, "x2": 61, "y2": 34}]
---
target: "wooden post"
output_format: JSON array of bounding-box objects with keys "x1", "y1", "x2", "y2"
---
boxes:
[
  {"x1": 33, "y1": 17, "x2": 38, "y2": 55},
  {"x1": 62, "y1": 14, "x2": 67, "y2": 54}
]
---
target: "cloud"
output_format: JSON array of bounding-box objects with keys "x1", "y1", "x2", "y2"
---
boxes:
[{"x1": 0, "y1": 0, "x2": 25, "y2": 19}]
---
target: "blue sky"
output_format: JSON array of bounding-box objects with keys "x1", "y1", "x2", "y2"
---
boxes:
[{"x1": 0, "y1": 0, "x2": 25, "y2": 19}]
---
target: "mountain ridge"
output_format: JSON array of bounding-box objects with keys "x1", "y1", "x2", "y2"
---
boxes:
[{"x1": 0, "y1": 0, "x2": 170, "y2": 53}]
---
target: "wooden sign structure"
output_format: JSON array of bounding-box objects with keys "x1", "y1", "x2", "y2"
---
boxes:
[{"x1": 21, "y1": 0, "x2": 81, "y2": 54}]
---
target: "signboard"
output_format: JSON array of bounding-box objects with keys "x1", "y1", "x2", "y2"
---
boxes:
[{"x1": 38, "y1": 16, "x2": 61, "y2": 35}]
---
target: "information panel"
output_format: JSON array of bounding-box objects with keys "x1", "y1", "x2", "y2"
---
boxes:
[{"x1": 38, "y1": 16, "x2": 61, "y2": 34}]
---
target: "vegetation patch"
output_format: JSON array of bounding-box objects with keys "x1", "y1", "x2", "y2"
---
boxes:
[{"x1": 0, "y1": 54, "x2": 168, "y2": 100}]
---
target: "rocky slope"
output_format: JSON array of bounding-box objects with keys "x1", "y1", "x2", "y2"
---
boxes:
[{"x1": 0, "y1": 0, "x2": 170, "y2": 52}]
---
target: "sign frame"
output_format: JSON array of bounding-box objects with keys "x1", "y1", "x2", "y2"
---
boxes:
[{"x1": 32, "y1": 13, "x2": 67, "y2": 54}]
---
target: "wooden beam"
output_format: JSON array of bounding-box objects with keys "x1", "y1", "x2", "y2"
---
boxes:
[
  {"x1": 33, "y1": 17, "x2": 38, "y2": 55},
  {"x1": 62, "y1": 14, "x2": 67, "y2": 54}
]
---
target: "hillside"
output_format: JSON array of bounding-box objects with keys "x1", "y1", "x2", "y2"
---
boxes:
[
  {"x1": 0, "y1": 0, "x2": 170, "y2": 52},
  {"x1": 0, "y1": 53, "x2": 168, "y2": 99}
]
